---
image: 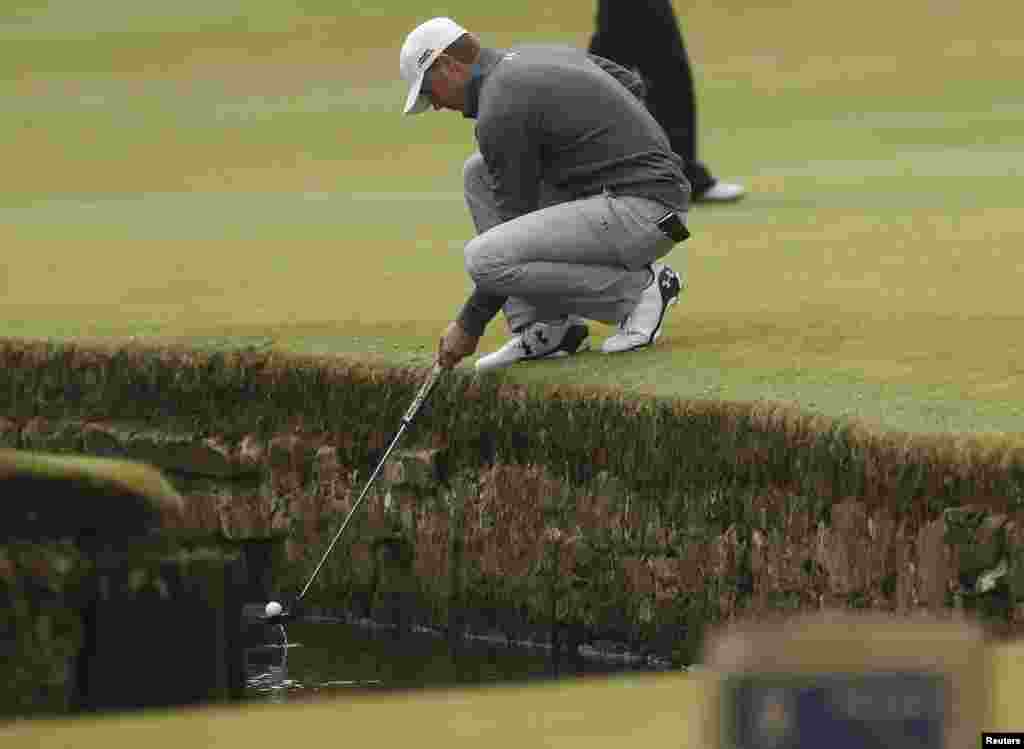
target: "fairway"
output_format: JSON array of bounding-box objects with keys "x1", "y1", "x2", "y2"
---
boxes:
[{"x1": 2, "y1": 0, "x2": 1023, "y2": 435}]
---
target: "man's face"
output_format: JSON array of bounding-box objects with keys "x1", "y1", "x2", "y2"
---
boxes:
[{"x1": 421, "y1": 55, "x2": 468, "y2": 112}]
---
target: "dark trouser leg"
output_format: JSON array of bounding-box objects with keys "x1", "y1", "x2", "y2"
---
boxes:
[{"x1": 588, "y1": 0, "x2": 716, "y2": 194}]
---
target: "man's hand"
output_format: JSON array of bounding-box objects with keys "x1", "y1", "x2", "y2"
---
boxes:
[{"x1": 438, "y1": 321, "x2": 479, "y2": 369}]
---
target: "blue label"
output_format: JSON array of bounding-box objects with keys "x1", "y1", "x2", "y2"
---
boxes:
[{"x1": 724, "y1": 672, "x2": 946, "y2": 749}]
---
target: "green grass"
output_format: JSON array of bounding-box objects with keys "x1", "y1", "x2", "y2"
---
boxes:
[{"x1": 2, "y1": 0, "x2": 1023, "y2": 436}]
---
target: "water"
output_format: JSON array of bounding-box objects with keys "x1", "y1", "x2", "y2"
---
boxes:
[{"x1": 245, "y1": 619, "x2": 669, "y2": 703}]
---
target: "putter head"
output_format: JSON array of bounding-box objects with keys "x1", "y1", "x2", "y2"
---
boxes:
[
  {"x1": 269, "y1": 596, "x2": 306, "y2": 624},
  {"x1": 263, "y1": 595, "x2": 304, "y2": 624}
]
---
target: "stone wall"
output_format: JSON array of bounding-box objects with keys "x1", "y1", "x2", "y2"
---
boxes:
[
  {"x1": 3, "y1": 340, "x2": 1024, "y2": 665},
  {"x1": 0, "y1": 448, "x2": 255, "y2": 718},
  {"x1": 3, "y1": 415, "x2": 1023, "y2": 665}
]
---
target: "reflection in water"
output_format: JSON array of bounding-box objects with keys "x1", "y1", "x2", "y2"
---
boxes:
[
  {"x1": 245, "y1": 620, "x2": 667, "y2": 702},
  {"x1": 245, "y1": 623, "x2": 304, "y2": 703}
]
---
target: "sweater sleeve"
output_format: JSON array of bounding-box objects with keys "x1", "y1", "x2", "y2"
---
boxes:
[
  {"x1": 474, "y1": 78, "x2": 542, "y2": 224},
  {"x1": 456, "y1": 288, "x2": 506, "y2": 337}
]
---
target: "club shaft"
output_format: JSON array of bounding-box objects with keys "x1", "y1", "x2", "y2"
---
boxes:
[{"x1": 296, "y1": 363, "x2": 442, "y2": 604}]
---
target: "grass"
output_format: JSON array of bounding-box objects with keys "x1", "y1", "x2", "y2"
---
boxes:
[{"x1": 2, "y1": 0, "x2": 1023, "y2": 436}]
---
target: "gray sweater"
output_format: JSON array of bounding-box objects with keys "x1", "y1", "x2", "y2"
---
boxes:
[{"x1": 457, "y1": 45, "x2": 690, "y2": 337}]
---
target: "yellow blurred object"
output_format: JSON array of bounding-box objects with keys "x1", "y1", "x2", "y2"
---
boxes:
[
  {"x1": 0, "y1": 672, "x2": 715, "y2": 749},
  {"x1": 701, "y1": 611, "x2": 995, "y2": 747},
  {"x1": 2, "y1": 637, "x2": 1022, "y2": 748}
]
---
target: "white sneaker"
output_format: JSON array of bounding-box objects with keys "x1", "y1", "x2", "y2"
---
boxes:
[
  {"x1": 475, "y1": 319, "x2": 591, "y2": 373},
  {"x1": 694, "y1": 180, "x2": 746, "y2": 203},
  {"x1": 601, "y1": 264, "x2": 683, "y2": 354}
]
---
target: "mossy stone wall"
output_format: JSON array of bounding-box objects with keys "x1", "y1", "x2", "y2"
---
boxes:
[
  {"x1": 3, "y1": 339, "x2": 1024, "y2": 667},
  {"x1": 0, "y1": 446, "x2": 252, "y2": 719}
]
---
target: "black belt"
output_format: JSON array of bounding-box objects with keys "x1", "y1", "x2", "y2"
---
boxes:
[{"x1": 656, "y1": 211, "x2": 690, "y2": 243}]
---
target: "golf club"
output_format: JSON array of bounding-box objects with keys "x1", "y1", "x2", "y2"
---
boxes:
[{"x1": 265, "y1": 361, "x2": 444, "y2": 622}]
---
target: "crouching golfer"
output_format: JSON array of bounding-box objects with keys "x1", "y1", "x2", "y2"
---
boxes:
[{"x1": 398, "y1": 18, "x2": 690, "y2": 372}]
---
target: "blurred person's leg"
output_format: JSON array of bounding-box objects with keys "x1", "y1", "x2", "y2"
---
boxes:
[{"x1": 589, "y1": 0, "x2": 744, "y2": 202}]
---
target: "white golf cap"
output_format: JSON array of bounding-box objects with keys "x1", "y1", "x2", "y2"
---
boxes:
[{"x1": 399, "y1": 17, "x2": 467, "y2": 115}]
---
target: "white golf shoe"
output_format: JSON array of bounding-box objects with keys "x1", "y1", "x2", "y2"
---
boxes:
[
  {"x1": 601, "y1": 263, "x2": 683, "y2": 354},
  {"x1": 694, "y1": 180, "x2": 746, "y2": 203},
  {"x1": 474, "y1": 319, "x2": 591, "y2": 373}
]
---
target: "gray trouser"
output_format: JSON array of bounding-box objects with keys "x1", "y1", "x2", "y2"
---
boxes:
[{"x1": 462, "y1": 152, "x2": 683, "y2": 333}]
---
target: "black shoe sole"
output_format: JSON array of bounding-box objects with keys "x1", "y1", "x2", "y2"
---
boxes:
[{"x1": 524, "y1": 324, "x2": 591, "y2": 361}]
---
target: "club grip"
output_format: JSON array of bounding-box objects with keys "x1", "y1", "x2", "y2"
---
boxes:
[{"x1": 401, "y1": 362, "x2": 442, "y2": 425}]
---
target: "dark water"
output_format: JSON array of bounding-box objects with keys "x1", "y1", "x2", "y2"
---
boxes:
[{"x1": 245, "y1": 619, "x2": 669, "y2": 703}]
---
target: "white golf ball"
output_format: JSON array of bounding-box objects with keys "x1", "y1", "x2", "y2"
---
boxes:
[{"x1": 265, "y1": 601, "x2": 283, "y2": 618}]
